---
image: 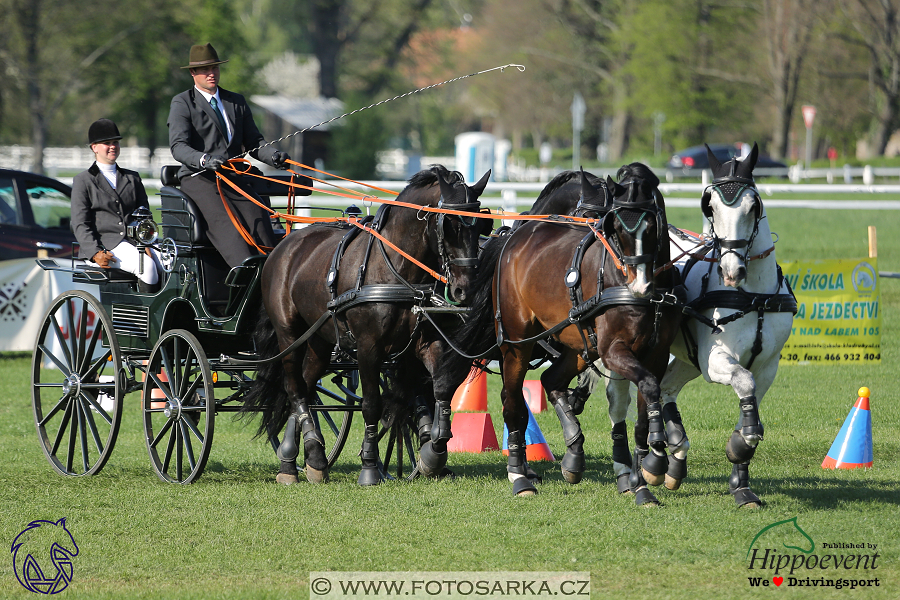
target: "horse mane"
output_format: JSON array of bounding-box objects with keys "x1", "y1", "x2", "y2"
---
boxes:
[{"x1": 617, "y1": 162, "x2": 660, "y2": 188}]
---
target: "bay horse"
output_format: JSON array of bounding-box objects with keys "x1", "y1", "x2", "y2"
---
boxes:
[
  {"x1": 581, "y1": 144, "x2": 796, "y2": 506},
  {"x1": 243, "y1": 165, "x2": 492, "y2": 485},
  {"x1": 443, "y1": 164, "x2": 682, "y2": 498}
]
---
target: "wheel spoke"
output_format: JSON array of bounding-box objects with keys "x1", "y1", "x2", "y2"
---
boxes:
[
  {"x1": 75, "y1": 298, "x2": 89, "y2": 374},
  {"x1": 176, "y1": 424, "x2": 184, "y2": 481},
  {"x1": 51, "y1": 399, "x2": 74, "y2": 456},
  {"x1": 80, "y1": 395, "x2": 106, "y2": 454},
  {"x1": 83, "y1": 348, "x2": 112, "y2": 381},
  {"x1": 162, "y1": 422, "x2": 177, "y2": 473},
  {"x1": 147, "y1": 370, "x2": 174, "y2": 403},
  {"x1": 49, "y1": 314, "x2": 73, "y2": 371},
  {"x1": 150, "y1": 418, "x2": 174, "y2": 449},
  {"x1": 77, "y1": 398, "x2": 90, "y2": 473},
  {"x1": 179, "y1": 347, "x2": 197, "y2": 399},
  {"x1": 160, "y1": 346, "x2": 175, "y2": 397},
  {"x1": 80, "y1": 388, "x2": 113, "y2": 425},
  {"x1": 39, "y1": 393, "x2": 70, "y2": 427},
  {"x1": 66, "y1": 396, "x2": 78, "y2": 472},
  {"x1": 180, "y1": 420, "x2": 197, "y2": 472},
  {"x1": 181, "y1": 374, "x2": 203, "y2": 408},
  {"x1": 79, "y1": 313, "x2": 104, "y2": 374},
  {"x1": 181, "y1": 412, "x2": 205, "y2": 445},
  {"x1": 64, "y1": 298, "x2": 78, "y2": 369},
  {"x1": 38, "y1": 343, "x2": 71, "y2": 377}
]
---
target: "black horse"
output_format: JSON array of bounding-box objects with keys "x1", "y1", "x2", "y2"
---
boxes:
[
  {"x1": 243, "y1": 165, "x2": 491, "y2": 485},
  {"x1": 442, "y1": 164, "x2": 682, "y2": 501}
]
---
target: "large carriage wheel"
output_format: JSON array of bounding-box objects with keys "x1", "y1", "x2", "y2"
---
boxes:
[
  {"x1": 32, "y1": 290, "x2": 123, "y2": 476},
  {"x1": 142, "y1": 329, "x2": 214, "y2": 484},
  {"x1": 377, "y1": 392, "x2": 428, "y2": 482}
]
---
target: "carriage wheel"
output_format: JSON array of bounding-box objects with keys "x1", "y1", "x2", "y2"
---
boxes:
[
  {"x1": 142, "y1": 329, "x2": 214, "y2": 484},
  {"x1": 32, "y1": 291, "x2": 123, "y2": 476},
  {"x1": 377, "y1": 395, "x2": 427, "y2": 482}
]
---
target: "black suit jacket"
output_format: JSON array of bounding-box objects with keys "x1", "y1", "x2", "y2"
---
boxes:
[
  {"x1": 167, "y1": 87, "x2": 277, "y2": 179},
  {"x1": 70, "y1": 163, "x2": 149, "y2": 259}
]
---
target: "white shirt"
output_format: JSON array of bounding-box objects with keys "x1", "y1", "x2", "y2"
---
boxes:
[
  {"x1": 194, "y1": 86, "x2": 233, "y2": 143},
  {"x1": 97, "y1": 162, "x2": 117, "y2": 189}
]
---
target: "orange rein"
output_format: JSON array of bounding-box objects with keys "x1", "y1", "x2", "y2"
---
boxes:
[{"x1": 210, "y1": 158, "x2": 605, "y2": 283}]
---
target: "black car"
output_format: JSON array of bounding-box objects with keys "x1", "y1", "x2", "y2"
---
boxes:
[
  {"x1": 0, "y1": 168, "x2": 76, "y2": 261},
  {"x1": 667, "y1": 143, "x2": 788, "y2": 172}
]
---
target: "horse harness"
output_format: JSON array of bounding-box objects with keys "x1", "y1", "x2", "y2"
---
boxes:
[
  {"x1": 325, "y1": 195, "x2": 483, "y2": 357},
  {"x1": 680, "y1": 174, "x2": 798, "y2": 370}
]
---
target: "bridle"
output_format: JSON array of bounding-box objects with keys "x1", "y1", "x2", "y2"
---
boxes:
[
  {"x1": 701, "y1": 167, "x2": 764, "y2": 267},
  {"x1": 599, "y1": 181, "x2": 665, "y2": 277}
]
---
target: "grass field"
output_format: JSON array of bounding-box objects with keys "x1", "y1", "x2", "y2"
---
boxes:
[{"x1": 2, "y1": 205, "x2": 898, "y2": 599}]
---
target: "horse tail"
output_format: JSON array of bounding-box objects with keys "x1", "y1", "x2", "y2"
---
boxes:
[
  {"x1": 240, "y1": 305, "x2": 290, "y2": 439},
  {"x1": 440, "y1": 233, "x2": 506, "y2": 377}
]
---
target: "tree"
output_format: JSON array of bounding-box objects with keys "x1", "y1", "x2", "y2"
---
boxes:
[{"x1": 837, "y1": 0, "x2": 900, "y2": 156}]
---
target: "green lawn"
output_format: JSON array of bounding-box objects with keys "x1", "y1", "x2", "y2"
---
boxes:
[{"x1": 1, "y1": 206, "x2": 898, "y2": 599}]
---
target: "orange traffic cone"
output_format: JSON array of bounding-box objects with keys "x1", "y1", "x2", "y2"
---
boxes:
[
  {"x1": 523, "y1": 380, "x2": 547, "y2": 413},
  {"x1": 447, "y1": 412, "x2": 500, "y2": 453},
  {"x1": 822, "y1": 387, "x2": 873, "y2": 469},
  {"x1": 451, "y1": 367, "x2": 488, "y2": 412},
  {"x1": 502, "y1": 403, "x2": 555, "y2": 462}
]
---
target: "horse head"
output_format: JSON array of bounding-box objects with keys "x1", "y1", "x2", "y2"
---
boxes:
[
  {"x1": 12, "y1": 518, "x2": 79, "y2": 593},
  {"x1": 702, "y1": 142, "x2": 764, "y2": 288},
  {"x1": 434, "y1": 167, "x2": 492, "y2": 304},
  {"x1": 604, "y1": 165, "x2": 663, "y2": 298}
]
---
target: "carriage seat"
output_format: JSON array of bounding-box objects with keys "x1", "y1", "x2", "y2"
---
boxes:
[{"x1": 159, "y1": 165, "x2": 211, "y2": 247}]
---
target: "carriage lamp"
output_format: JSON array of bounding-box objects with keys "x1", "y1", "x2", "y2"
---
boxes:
[{"x1": 126, "y1": 206, "x2": 158, "y2": 246}]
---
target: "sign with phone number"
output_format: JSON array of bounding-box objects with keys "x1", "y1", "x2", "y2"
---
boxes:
[{"x1": 779, "y1": 258, "x2": 880, "y2": 364}]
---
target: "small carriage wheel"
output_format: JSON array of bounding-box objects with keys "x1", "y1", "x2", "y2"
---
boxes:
[
  {"x1": 32, "y1": 290, "x2": 124, "y2": 477},
  {"x1": 142, "y1": 329, "x2": 214, "y2": 484}
]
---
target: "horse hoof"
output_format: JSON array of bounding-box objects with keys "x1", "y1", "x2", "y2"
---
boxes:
[
  {"x1": 417, "y1": 440, "x2": 448, "y2": 478},
  {"x1": 741, "y1": 502, "x2": 762, "y2": 510},
  {"x1": 642, "y1": 468, "x2": 665, "y2": 487},
  {"x1": 561, "y1": 467, "x2": 583, "y2": 485},
  {"x1": 633, "y1": 487, "x2": 659, "y2": 506},
  {"x1": 357, "y1": 466, "x2": 383, "y2": 486},
  {"x1": 664, "y1": 474, "x2": 682, "y2": 491},
  {"x1": 275, "y1": 472, "x2": 299, "y2": 485},
  {"x1": 304, "y1": 466, "x2": 329, "y2": 484}
]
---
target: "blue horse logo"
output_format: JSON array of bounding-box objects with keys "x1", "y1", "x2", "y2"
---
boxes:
[{"x1": 11, "y1": 518, "x2": 79, "y2": 594}]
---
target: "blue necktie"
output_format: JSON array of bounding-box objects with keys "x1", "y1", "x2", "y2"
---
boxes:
[{"x1": 210, "y1": 97, "x2": 228, "y2": 138}]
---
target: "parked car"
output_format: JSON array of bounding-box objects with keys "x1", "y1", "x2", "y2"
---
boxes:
[
  {"x1": 0, "y1": 169, "x2": 76, "y2": 261},
  {"x1": 667, "y1": 143, "x2": 788, "y2": 172}
]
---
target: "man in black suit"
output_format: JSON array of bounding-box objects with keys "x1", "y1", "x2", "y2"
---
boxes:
[{"x1": 168, "y1": 43, "x2": 290, "y2": 267}]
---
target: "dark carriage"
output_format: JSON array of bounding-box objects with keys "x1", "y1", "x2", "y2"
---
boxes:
[{"x1": 30, "y1": 167, "x2": 432, "y2": 484}]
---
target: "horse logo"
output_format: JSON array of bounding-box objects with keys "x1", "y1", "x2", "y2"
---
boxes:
[
  {"x1": 747, "y1": 516, "x2": 815, "y2": 558},
  {"x1": 11, "y1": 518, "x2": 79, "y2": 594},
  {"x1": 851, "y1": 261, "x2": 877, "y2": 294}
]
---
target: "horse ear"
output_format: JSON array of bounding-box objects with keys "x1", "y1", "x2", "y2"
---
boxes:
[
  {"x1": 581, "y1": 168, "x2": 603, "y2": 204},
  {"x1": 705, "y1": 144, "x2": 722, "y2": 173},
  {"x1": 737, "y1": 142, "x2": 760, "y2": 179},
  {"x1": 470, "y1": 169, "x2": 491, "y2": 197},
  {"x1": 437, "y1": 168, "x2": 455, "y2": 203},
  {"x1": 605, "y1": 175, "x2": 623, "y2": 198}
]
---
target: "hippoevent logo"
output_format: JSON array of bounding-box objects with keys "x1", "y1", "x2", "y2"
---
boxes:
[
  {"x1": 746, "y1": 517, "x2": 881, "y2": 590},
  {"x1": 11, "y1": 518, "x2": 79, "y2": 594}
]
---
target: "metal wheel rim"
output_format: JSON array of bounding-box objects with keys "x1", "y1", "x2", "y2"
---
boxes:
[
  {"x1": 31, "y1": 290, "x2": 123, "y2": 477},
  {"x1": 142, "y1": 329, "x2": 214, "y2": 484}
]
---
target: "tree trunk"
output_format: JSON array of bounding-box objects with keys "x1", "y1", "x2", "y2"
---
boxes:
[{"x1": 311, "y1": 0, "x2": 343, "y2": 99}]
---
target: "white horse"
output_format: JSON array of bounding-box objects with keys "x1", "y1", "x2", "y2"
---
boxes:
[{"x1": 575, "y1": 143, "x2": 796, "y2": 506}]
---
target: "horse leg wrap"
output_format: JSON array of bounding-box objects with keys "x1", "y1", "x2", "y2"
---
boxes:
[
  {"x1": 357, "y1": 424, "x2": 383, "y2": 486},
  {"x1": 429, "y1": 400, "x2": 453, "y2": 450},
  {"x1": 665, "y1": 456, "x2": 687, "y2": 491},
  {"x1": 663, "y1": 402, "x2": 687, "y2": 449},
  {"x1": 729, "y1": 462, "x2": 762, "y2": 507},
  {"x1": 738, "y1": 395, "x2": 764, "y2": 443},
  {"x1": 275, "y1": 415, "x2": 300, "y2": 484},
  {"x1": 298, "y1": 411, "x2": 327, "y2": 473},
  {"x1": 629, "y1": 448, "x2": 659, "y2": 506},
  {"x1": 507, "y1": 430, "x2": 537, "y2": 496},
  {"x1": 552, "y1": 396, "x2": 585, "y2": 484},
  {"x1": 646, "y1": 402, "x2": 666, "y2": 449},
  {"x1": 414, "y1": 402, "x2": 433, "y2": 444},
  {"x1": 566, "y1": 387, "x2": 589, "y2": 416},
  {"x1": 726, "y1": 429, "x2": 758, "y2": 464},
  {"x1": 611, "y1": 421, "x2": 632, "y2": 492}
]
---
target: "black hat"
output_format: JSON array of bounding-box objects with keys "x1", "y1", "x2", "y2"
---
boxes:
[
  {"x1": 88, "y1": 119, "x2": 122, "y2": 145},
  {"x1": 182, "y1": 43, "x2": 229, "y2": 69}
]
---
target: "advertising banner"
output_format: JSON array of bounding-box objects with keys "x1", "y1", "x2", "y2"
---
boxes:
[
  {"x1": 0, "y1": 257, "x2": 98, "y2": 352},
  {"x1": 780, "y1": 258, "x2": 881, "y2": 364}
]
